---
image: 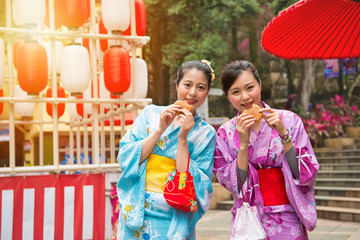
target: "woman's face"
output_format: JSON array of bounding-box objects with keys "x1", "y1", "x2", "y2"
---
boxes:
[
  {"x1": 176, "y1": 68, "x2": 209, "y2": 114},
  {"x1": 226, "y1": 70, "x2": 261, "y2": 112}
]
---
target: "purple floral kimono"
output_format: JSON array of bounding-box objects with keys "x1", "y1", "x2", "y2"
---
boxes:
[{"x1": 213, "y1": 102, "x2": 319, "y2": 240}]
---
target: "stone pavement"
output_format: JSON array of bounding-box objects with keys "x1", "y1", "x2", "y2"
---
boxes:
[{"x1": 196, "y1": 210, "x2": 360, "y2": 240}]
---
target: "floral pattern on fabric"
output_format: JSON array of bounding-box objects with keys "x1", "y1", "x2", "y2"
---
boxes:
[
  {"x1": 190, "y1": 199, "x2": 198, "y2": 212},
  {"x1": 121, "y1": 202, "x2": 138, "y2": 222},
  {"x1": 131, "y1": 220, "x2": 160, "y2": 240},
  {"x1": 291, "y1": 224, "x2": 303, "y2": 239},
  {"x1": 178, "y1": 172, "x2": 187, "y2": 190},
  {"x1": 166, "y1": 169, "x2": 176, "y2": 182},
  {"x1": 157, "y1": 136, "x2": 170, "y2": 151},
  {"x1": 262, "y1": 213, "x2": 283, "y2": 236}
]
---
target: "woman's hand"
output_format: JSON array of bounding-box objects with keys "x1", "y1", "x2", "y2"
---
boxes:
[
  {"x1": 177, "y1": 108, "x2": 195, "y2": 140},
  {"x1": 259, "y1": 108, "x2": 287, "y2": 136},
  {"x1": 157, "y1": 105, "x2": 181, "y2": 133},
  {"x1": 236, "y1": 112, "x2": 255, "y2": 148}
]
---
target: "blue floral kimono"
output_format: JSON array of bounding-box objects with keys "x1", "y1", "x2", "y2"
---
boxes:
[{"x1": 117, "y1": 105, "x2": 216, "y2": 240}]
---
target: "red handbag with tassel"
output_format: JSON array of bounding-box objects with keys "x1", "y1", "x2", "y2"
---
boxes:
[{"x1": 163, "y1": 155, "x2": 198, "y2": 212}]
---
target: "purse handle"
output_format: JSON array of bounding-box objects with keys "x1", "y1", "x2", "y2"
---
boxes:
[{"x1": 186, "y1": 154, "x2": 190, "y2": 172}]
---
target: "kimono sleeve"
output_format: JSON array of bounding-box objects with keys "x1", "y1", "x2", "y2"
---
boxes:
[
  {"x1": 190, "y1": 128, "x2": 216, "y2": 215},
  {"x1": 168, "y1": 125, "x2": 216, "y2": 239},
  {"x1": 117, "y1": 105, "x2": 150, "y2": 177},
  {"x1": 213, "y1": 126, "x2": 240, "y2": 197},
  {"x1": 290, "y1": 115, "x2": 320, "y2": 186},
  {"x1": 116, "y1": 105, "x2": 153, "y2": 231},
  {"x1": 282, "y1": 114, "x2": 318, "y2": 231}
]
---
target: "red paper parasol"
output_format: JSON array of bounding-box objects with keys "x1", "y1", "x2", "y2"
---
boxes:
[{"x1": 261, "y1": 0, "x2": 360, "y2": 59}]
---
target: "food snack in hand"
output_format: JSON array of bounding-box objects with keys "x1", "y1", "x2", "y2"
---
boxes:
[
  {"x1": 243, "y1": 104, "x2": 262, "y2": 121},
  {"x1": 174, "y1": 100, "x2": 193, "y2": 114}
]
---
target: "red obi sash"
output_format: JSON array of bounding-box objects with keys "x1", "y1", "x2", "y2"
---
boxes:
[{"x1": 257, "y1": 168, "x2": 290, "y2": 206}]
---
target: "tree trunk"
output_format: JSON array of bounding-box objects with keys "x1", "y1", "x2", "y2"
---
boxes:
[
  {"x1": 147, "y1": 19, "x2": 166, "y2": 105},
  {"x1": 160, "y1": 65, "x2": 170, "y2": 105},
  {"x1": 231, "y1": 18, "x2": 238, "y2": 61},
  {"x1": 296, "y1": 60, "x2": 315, "y2": 112},
  {"x1": 285, "y1": 60, "x2": 296, "y2": 94},
  {"x1": 248, "y1": 17, "x2": 258, "y2": 67},
  {"x1": 347, "y1": 73, "x2": 360, "y2": 103},
  {"x1": 338, "y1": 59, "x2": 346, "y2": 97}
]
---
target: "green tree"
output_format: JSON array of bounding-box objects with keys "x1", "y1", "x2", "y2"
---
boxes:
[
  {"x1": 143, "y1": 0, "x2": 329, "y2": 116},
  {"x1": 143, "y1": 0, "x2": 261, "y2": 106},
  {"x1": 143, "y1": 0, "x2": 229, "y2": 105}
]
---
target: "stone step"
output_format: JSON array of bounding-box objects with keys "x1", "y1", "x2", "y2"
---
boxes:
[
  {"x1": 317, "y1": 170, "x2": 360, "y2": 178},
  {"x1": 345, "y1": 127, "x2": 360, "y2": 139},
  {"x1": 216, "y1": 200, "x2": 233, "y2": 211},
  {"x1": 315, "y1": 186, "x2": 360, "y2": 198},
  {"x1": 324, "y1": 138, "x2": 356, "y2": 149},
  {"x1": 320, "y1": 162, "x2": 360, "y2": 171},
  {"x1": 344, "y1": 144, "x2": 360, "y2": 150},
  {"x1": 316, "y1": 155, "x2": 360, "y2": 164},
  {"x1": 315, "y1": 149, "x2": 360, "y2": 157},
  {"x1": 315, "y1": 178, "x2": 360, "y2": 187},
  {"x1": 316, "y1": 195, "x2": 360, "y2": 209},
  {"x1": 316, "y1": 206, "x2": 360, "y2": 222}
]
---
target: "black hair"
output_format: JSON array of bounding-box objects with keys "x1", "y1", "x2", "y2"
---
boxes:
[
  {"x1": 220, "y1": 60, "x2": 261, "y2": 95},
  {"x1": 175, "y1": 60, "x2": 212, "y2": 89}
]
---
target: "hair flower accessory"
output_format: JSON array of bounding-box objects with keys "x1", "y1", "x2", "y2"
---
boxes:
[{"x1": 201, "y1": 59, "x2": 215, "y2": 81}]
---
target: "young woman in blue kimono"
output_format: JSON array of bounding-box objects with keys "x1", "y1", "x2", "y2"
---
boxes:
[{"x1": 117, "y1": 60, "x2": 216, "y2": 240}]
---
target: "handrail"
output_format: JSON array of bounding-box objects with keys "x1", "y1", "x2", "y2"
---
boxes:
[{"x1": 0, "y1": 163, "x2": 121, "y2": 174}]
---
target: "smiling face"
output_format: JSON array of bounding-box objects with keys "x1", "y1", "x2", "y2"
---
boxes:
[
  {"x1": 176, "y1": 68, "x2": 209, "y2": 114},
  {"x1": 226, "y1": 70, "x2": 262, "y2": 112}
]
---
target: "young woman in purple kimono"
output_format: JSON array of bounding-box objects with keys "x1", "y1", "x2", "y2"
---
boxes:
[{"x1": 213, "y1": 60, "x2": 319, "y2": 239}]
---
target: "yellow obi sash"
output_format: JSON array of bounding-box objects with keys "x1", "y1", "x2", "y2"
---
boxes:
[{"x1": 145, "y1": 154, "x2": 176, "y2": 193}]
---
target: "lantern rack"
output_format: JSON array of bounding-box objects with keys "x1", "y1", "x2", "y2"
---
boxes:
[
  {"x1": 0, "y1": 163, "x2": 121, "y2": 174},
  {"x1": 0, "y1": 103, "x2": 146, "y2": 125},
  {"x1": 0, "y1": 27, "x2": 150, "y2": 48},
  {"x1": 0, "y1": 96, "x2": 151, "y2": 104},
  {"x1": 0, "y1": 0, "x2": 152, "y2": 174}
]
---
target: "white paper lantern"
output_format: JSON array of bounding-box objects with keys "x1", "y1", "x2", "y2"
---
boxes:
[
  {"x1": 99, "y1": 71, "x2": 111, "y2": 109},
  {"x1": 14, "y1": 85, "x2": 35, "y2": 118},
  {"x1": 13, "y1": 0, "x2": 46, "y2": 28},
  {"x1": 61, "y1": 44, "x2": 90, "y2": 96},
  {"x1": 69, "y1": 97, "x2": 81, "y2": 120},
  {"x1": 0, "y1": 39, "x2": 5, "y2": 89},
  {"x1": 102, "y1": 0, "x2": 130, "y2": 33},
  {"x1": 42, "y1": 40, "x2": 64, "y2": 74},
  {"x1": 123, "y1": 57, "x2": 148, "y2": 99},
  {"x1": 12, "y1": 3, "x2": 25, "y2": 27}
]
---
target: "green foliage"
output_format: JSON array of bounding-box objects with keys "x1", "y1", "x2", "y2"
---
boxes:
[
  {"x1": 222, "y1": 0, "x2": 262, "y2": 16},
  {"x1": 163, "y1": 34, "x2": 228, "y2": 88},
  {"x1": 267, "y1": 0, "x2": 298, "y2": 13},
  {"x1": 142, "y1": 0, "x2": 359, "y2": 120},
  {"x1": 144, "y1": 0, "x2": 264, "y2": 102}
]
